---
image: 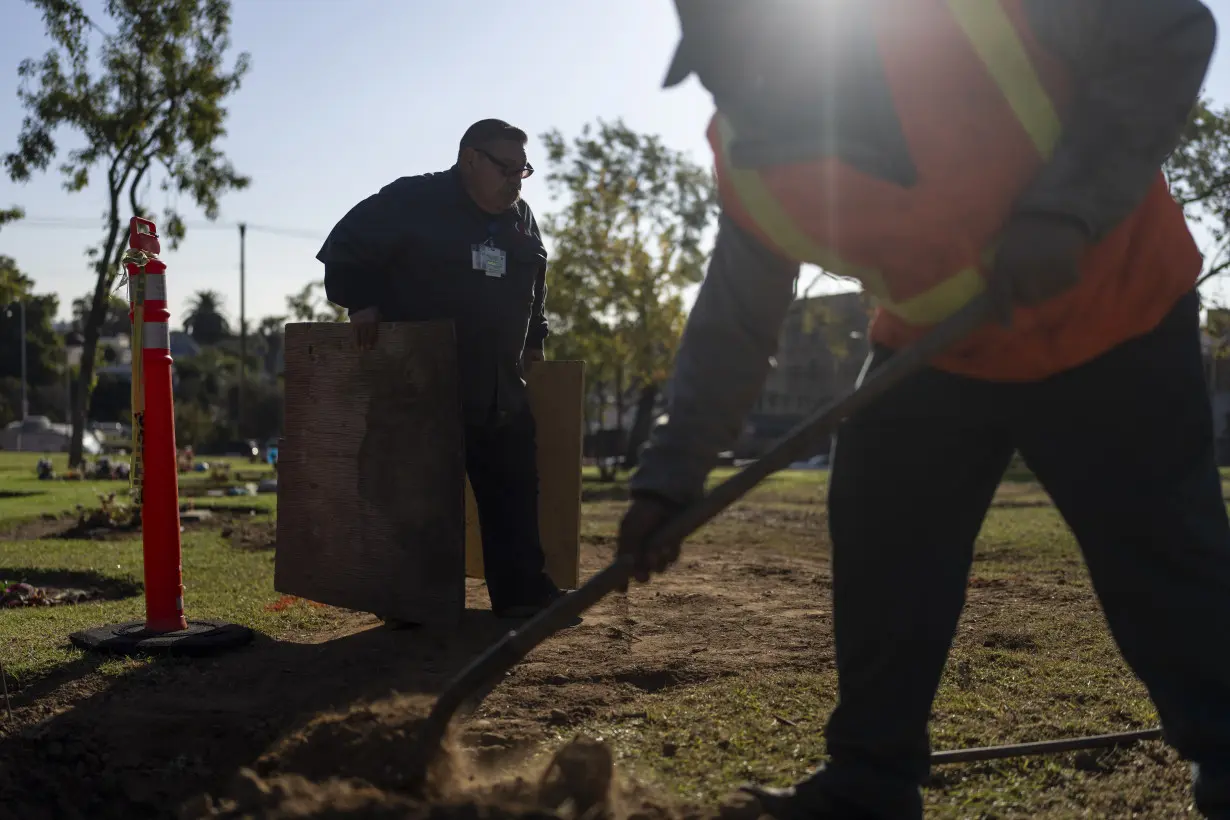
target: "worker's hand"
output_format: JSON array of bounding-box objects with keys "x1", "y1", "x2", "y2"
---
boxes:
[
  {"x1": 350, "y1": 307, "x2": 380, "y2": 350},
  {"x1": 521, "y1": 347, "x2": 545, "y2": 376},
  {"x1": 987, "y1": 214, "x2": 1089, "y2": 326},
  {"x1": 617, "y1": 494, "x2": 683, "y2": 588}
]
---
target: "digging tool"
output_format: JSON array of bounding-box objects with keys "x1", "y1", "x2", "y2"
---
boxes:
[
  {"x1": 930, "y1": 727, "x2": 1163, "y2": 765},
  {"x1": 413, "y1": 291, "x2": 998, "y2": 764}
]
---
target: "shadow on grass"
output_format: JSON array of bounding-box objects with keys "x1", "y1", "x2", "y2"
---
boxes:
[
  {"x1": 581, "y1": 485, "x2": 631, "y2": 503},
  {"x1": 0, "y1": 490, "x2": 45, "y2": 500},
  {"x1": 1, "y1": 653, "x2": 110, "y2": 710},
  {"x1": 0, "y1": 607, "x2": 521, "y2": 818},
  {"x1": 0, "y1": 567, "x2": 143, "y2": 603}
]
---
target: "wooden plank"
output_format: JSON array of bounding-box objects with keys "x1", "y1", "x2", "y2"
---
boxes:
[
  {"x1": 465, "y1": 360, "x2": 584, "y2": 590},
  {"x1": 275, "y1": 321, "x2": 466, "y2": 626}
]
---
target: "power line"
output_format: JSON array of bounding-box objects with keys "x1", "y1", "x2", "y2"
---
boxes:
[{"x1": 5, "y1": 216, "x2": 326, "y2": 240}]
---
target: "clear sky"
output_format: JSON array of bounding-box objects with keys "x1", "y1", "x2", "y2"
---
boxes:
[{"x1": 3, "y1": 0, "x2": 1230, "y2": 326}]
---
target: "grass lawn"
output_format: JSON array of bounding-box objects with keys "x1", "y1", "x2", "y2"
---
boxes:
[
  {"x1": 0, "y1": 451, "x2": 351, "y2": 687},
  {"x1": 0, "y1": 449, "x2": 1225, "y2": 817}
]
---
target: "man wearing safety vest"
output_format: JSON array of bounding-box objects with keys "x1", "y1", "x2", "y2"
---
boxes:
[{"x1": 617, "y1": 1, "x2": 1230, "y2": 817}]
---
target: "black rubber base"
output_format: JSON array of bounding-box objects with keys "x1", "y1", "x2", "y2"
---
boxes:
[{"x1": 68, "y1": 619, "x2": 254, "y2": 657}]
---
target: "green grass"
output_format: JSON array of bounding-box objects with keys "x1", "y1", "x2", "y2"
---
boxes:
[
  {"x1": 556, "y1": 465, "x2": 1223, "y2": 817},
  {"x1": 0, "y1": 450, "x2": 347, "y2": 690},
  {"x1": 3, "y1": 450, "x2": 1227, "y2": 816}
]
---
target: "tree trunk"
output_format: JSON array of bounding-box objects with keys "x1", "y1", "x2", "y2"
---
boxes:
[
  {"x1": 596, "y1": 380, "x2": 618, "y2": 482},
  {"x1": 69, "y1": 211, "x2": 124, "y2": 467},
  {"x1": 621, "y1": 382, "x2": 659, "y2": 470},
  {"x1": 69, "y1": 281, "x2": 106, "y2": 467}
]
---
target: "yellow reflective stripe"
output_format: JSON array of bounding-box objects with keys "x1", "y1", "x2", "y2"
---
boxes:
[
  {"x1": 714, "y1": 115, "x2": 867, "y2": 275},
  {"x1": 717, "y1": 0, "x2": 1060, "y2": 326},
  {"x1": 895, "y1": 267, "x2": 986, "y2": 323},
  {"x1": 946, "y1": 0, "x2": 1061, "y2": 158},
  {"x1": 717, "y1": 114, "x2": 977, "y2": 324}
]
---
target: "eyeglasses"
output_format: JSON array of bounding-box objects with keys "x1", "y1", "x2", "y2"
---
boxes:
[{"x1": 475, "y1": 148, "x2": 534, "y2": 179}]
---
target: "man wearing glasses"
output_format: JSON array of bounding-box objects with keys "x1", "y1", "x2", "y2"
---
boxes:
[{"x1": 318, "y1": 118, "x2": 565, "y2": 622}]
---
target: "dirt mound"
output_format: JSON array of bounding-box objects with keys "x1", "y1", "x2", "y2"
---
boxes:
[
  {"x1": 252, "y1": 695, "x2": 460, "y2": 796},
  {"x1": 186, "y1": 696, "x2": 687, "y2": 820},
  {"x1": 224, "y1": 519, "x2": 278, "y2": 551}
]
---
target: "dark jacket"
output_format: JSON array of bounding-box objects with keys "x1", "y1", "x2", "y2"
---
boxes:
[{"x1": 317, "y1": 167, "x2": 549, "y2": 426}]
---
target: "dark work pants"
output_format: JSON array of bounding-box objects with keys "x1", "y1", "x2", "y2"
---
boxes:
[
  {"x1": 465, "y1": 406, "x2": 558, "y2": 611},
  {"x1": 818, "y1": 290, "x2": 1230, "y2": 818}
]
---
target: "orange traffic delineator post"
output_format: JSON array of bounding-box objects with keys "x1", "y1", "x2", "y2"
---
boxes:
[{"x1": 69, "y1": 217, "x2": 253, "y2": 656}]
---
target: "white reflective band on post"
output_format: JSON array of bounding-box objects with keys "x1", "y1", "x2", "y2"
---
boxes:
[
  {"x1": 143, "y1": 321, "x2": 170, "y2": 350},
  {"x1": 144, "y1": 275, "x2": 167, "y2": 302}
]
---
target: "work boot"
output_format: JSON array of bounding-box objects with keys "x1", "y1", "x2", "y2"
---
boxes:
[{"x1": 739, "y1": 781, "x2": 881, "y2": 820}]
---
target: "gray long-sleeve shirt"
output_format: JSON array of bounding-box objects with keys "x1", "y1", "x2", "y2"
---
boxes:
[
  {"x1": 317, "y1": 167, "x2": 549, "y2": 426},
  {"x1": 633, "y1": 0, "x2": 1218, "y2": 506}
]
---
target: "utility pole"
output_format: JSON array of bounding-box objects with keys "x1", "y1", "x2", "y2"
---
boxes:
[
  {"x1": 238, "y1": 222, "x2": 247, "y2": 439},
  {"x1": 6, "y1": 301, "x2": 27, "y2": 451},
  {"x1": 18, "y1": 300, "x2": 26, "y2": 422}
]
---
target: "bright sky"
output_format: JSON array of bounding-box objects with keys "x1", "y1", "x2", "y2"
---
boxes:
[{"x1": 3, "y1": 0, "x2": 1230, "y2": 325}]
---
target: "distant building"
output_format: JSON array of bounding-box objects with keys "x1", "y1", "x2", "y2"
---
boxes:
[
  {"x1": 92, "y1": 330, "x2": 200, "y2": 383},
  {"x1": 736, "y1": 291, "x2": 872, "y2": 458},
  {"x1": 170, "y1": 331, "x2": 201, "y2": 360}
]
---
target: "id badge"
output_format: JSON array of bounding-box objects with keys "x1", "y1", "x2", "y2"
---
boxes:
[{"x1": 479, "y1": 245, "x2": 507, "y2": 278}]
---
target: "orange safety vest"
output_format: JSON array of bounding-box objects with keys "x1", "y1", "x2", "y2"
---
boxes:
[{"x1": 709, "y1": 0, "x2": 1203, "y2": 381}]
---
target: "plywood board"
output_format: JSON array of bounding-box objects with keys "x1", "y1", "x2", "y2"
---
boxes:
[
  {"x1": 276, "y1": 321, "x2": 466, "y2": 626},
  {"x1": 465, "y1": 360, "x2": 584, "y2": 590}
]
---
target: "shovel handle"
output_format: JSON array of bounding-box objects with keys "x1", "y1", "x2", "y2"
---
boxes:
[{"x1": 420, "y1": 293, "x2": 995, "y2": 741}]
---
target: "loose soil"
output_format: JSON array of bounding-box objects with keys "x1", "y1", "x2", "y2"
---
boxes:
[
  {"x1": 224, "y1": 519, "x2": 279, "y2": 552},
  {"x1": 0, "y1": 505, "x2": 270, "y2": 542},
  {"x1": 0, "y1": 486, "x2": 1193, "y2": 818},
  {"x1": 0, "y1": 568, "x2": 143, "y2": 609}
]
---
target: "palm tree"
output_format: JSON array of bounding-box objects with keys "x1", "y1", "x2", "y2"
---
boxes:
[{"x1": 182, "y1": 290, "x2": 232, "y2": 346}]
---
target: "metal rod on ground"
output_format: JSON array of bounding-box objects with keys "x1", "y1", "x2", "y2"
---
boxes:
[
  {"x1": 19, "y1": 299, "x2": 26, "y2": 423},
  {"x1": 0, "y1": 657, "x2": 11, "y2": 721},
  {"x1": 415, "y1": 292, "x2": 998, "y2": 757},
  {"x1": 931, "y1": 727, "x2": 1163, "y2": 765}
]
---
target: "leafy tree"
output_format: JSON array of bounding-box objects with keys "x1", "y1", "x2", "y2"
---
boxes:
[
  {"x1": 72, "y1": 293, "x2": 130, "y2": 337},
  {"x1": 0, "y1": 207, "x2": 23, "y2": 231},
  {"x1": 0, "y1": 255, "x2": 31, "y2": 311},
  {"x1": 183, "y1": 288, "x2": 231, "y2": 345},
  {"x1": 5, "y1": 0, "x2": 251, "y2": 465},
  {"x1": 0, "y1": 255, "x2": 65, "y2": 424},
  {"x1": 540, "y1": 119, "x2": 717, "y2": 471},
  {"x1": 286, "y1": 281, "x2": 346, "y2": 323},
  {"x1": 1166, "y1": 98, "x2": 1230, "y2": 289}
]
